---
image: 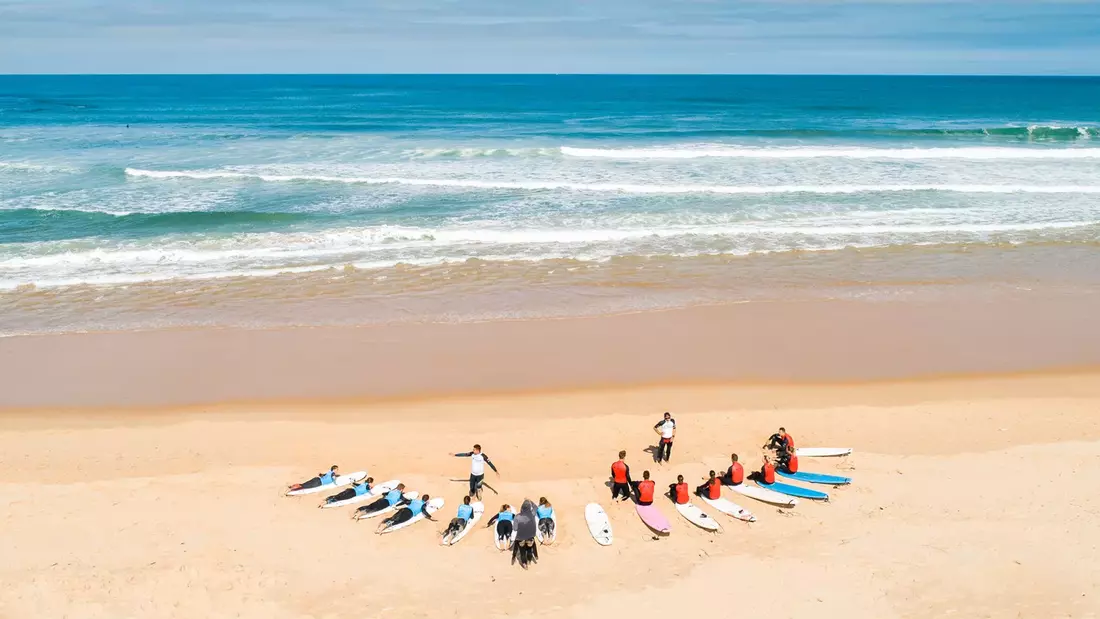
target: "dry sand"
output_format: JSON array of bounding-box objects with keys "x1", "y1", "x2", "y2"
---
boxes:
[{"x1": 3, "y1": 372, "x2": 1100, "y2": 619}]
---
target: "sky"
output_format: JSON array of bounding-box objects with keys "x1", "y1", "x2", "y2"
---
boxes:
[{"x1": 2, "y1": 0, "x2": 1099, "y2": 74}]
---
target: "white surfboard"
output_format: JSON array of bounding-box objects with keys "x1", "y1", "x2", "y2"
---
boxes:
[
  {"x1": 442, "y1": 502, "x2": 484, "y2": 546},
  {"x1": 492, "y1": 507, "x2": 518, "y2": 550},
  {"x1": 378, "y1": 497, "x2": 445, "y2": 535},
  {"x1": 585, "y1": 503, "x2": 613, "y2": 546},
  {"x1": 536, "y1": 509, "x2": 558, "y2": 545},
  {"x1": 286, "y1": 470, "x2": 367, "y2": 496},
  {"x1": 699, "y1": 495, "x2": 756, "y2": 522},
  {"x1": 727, "y1": 483, "x2": 799, "y2": 508},
  {"x1": 674, "y1": 502, "x2": 722, "y2": 531},
  {"x1": 321, "y1": 479, "x2": 400, "y2": 508},
  {"x1": 353, "y1": 489, "x2": 418, "y2": 521},
  {"x1": 796, "y1": 447, "x2": 853, "y2": 457}
]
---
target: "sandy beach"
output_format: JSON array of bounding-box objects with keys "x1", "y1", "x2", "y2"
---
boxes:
[{"x1": 3, "y1": 356, "x2": 1099, "y2": 618}]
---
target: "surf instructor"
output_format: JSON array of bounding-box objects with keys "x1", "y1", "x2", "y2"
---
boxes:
[
  {"x1": 450, "y1": 444, "x2": 499, "y2": 499},
  {"x1": 653, "y1": 412, "x2": 676, "y2": 463}
]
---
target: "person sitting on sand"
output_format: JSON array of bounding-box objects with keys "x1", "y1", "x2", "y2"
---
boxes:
[
  {"x1": 777, "y1": 445, "x2": 799, "y2": 474},
  {"x1": 763, "y1": 427, "x2": 795, "y2": 453},
  {"x1": 634, "y1": 470, "x2": 656, "y2": 506},
  {"x1": 696, "y1": 470, "x2": 722, "y2": 500},
  {"x1": 669, "y1": 474, "x2": 690, "y2": 505},
  {"x1": 321, "y1": 476, "x2": 374, "y2": 506},
  {"x1": 486, "y1": 504, "x2": 515, "y2": 545},
  {"x1": 376, "y1": 493, "x2": 434, "y2": 533},
  {"x1": 450, "y1": 444, "x2": 499, "y2": 499},
  {"x1": 748, "y1": 455, "x2": 777, "y2": 484},
  {"x1": 353, "y1": 483, "x2": 406, "y2": 519},
  {"x1": 288, "y1": 465, "x2": 339, "y2": 491},
  {"x1": 721, "y1": 454, "x2": 745, "y2": 486},
  {"x1": 610, "y1": 450, "x2": 634, "y2": 501},
  {"x1": 512, "y1": 499, "x2": 539, "y2": 569},
  {"x1": 442, "y1": 495, "x2": 476, "y2": 539},
  {"x1": 537, "y1": 497, "x2": 555, "y2": 538}
]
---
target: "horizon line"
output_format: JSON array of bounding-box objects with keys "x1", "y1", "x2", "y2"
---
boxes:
[{"x1": 3, "y1": 72, "x2": 1100, "y2": 78}]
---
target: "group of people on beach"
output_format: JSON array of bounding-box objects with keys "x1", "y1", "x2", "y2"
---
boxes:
[{"x1": 286, "y1": 415, "x2": 801, "y2": 567}]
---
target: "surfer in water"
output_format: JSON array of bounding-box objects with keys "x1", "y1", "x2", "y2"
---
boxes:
[
  {"x1": 320, "y1": 476, "x2": 374, "y2": 506},
  {"x1": 536, "y1": 497, "x2": 555, "y2": 540},
  {"x1": 669, "y1": 474, "x2": 690, "y2": 505},
  {"x1": 376, "y1": 493, "x2": 435, "y2": 533},
  {"x1": 512, "y1": 499, "x2": 539, "y2": 569},
  {"x1": 486, "y1": 504, "x2": 515, "y2": 547},
  {"x1": 721, "y1": 453, "x2": 745, "y2": 486},
  {"x1": 763, "y1": 427, "x2": 795, "y2": 454},
  {"x1": 610, "y1": 450, "x2": 633, "y2": 501},
  {"x1": 633, "y1": 470, "x2": 656, "y2": 506},
  {"x1": 352, "y1": 483, "x2": 407, "y2": 520},
  {"x1": 653, "y1": 412, "x2": 676, "y2": 463},
  {"x1": 442, "y1": 495, "x2": 476, "y2": 541},
  {"x1": 450, "y1": 444, "x2": 499, "y2": 499},
  {"x1": 288, "y1": 465, "x2": 339, "y2": 491},
  {"x1": 696, "y1": 470, "x2": 723, "y2": 500}
]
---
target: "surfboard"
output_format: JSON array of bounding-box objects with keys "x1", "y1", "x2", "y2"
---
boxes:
[
  {"x1": 726, "y1": 483, "x2": 799, "y2": 508},
  {"x1": 635, "y1": 503, "x2": 671, "y2": 534},
  {"x1": 536, "y1": 510, "x2": 558, "y2": 545},
  {"x1": 321, "y1": 479, "x2": 399, "y2": 508},
  {"x1": 493, "y1": 507, "x2": 518, "y2": 550},
  {"x1": 698, "y1": 495, "x2": 757, "y2": 522},
  {"x1": 674, "y1": 502, "x2": 722, "y2": 531},
  {"x1": 796, "y1": 447, "x2": 853, "y2": 458},
  {"x1": 441, "y1": 501, "x2": 484, "y2": 546},
  {"x1": 585, "y1": 503, "x2": 613, "y2": 546},
  {"x1": 286, "y1": 470, "x2": 367, "y2": 496},
  {"x1": 756, "y1": 480, "x2": 829, "y2": 500},
  {"x1": 353, "y1": 489, "x2": 418, "y2": 521},
  {"x1": 778, "y1": 470, "x2": 852, "y2": 485},
  {"x1": 378, "y1": 497, "x2": 445, "y2": 535}
]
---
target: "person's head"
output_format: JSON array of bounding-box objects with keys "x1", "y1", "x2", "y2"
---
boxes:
[
  {"x1": 643, "y1": 470, "x2": 651, "y2": 480},
  {"x1": 779, "y1": 427, "x2": 787, "y2": 436},
  {"x1": 365, "y1": 477, "x2": 374, "y2": 484},
  {"x1": 539, "y1": 496, "x2": 548, "y2": 506},
  {"x1": 421, "y1": 494, "x2": 429, "y2": 501},
  {"x1": 396, "y1": 483, "x2": 406, "y2": 491},
  {"x1": 677, "y1": 474, "x2": 684, "y2": 483},
  {"x1": 618, "y1": 450, "x2": 627, "y2": 460},
  {"x1": 708, "y1": 470, "x2": 716, "y2": 479},
  {"x1": 731, "y1": 453, "x2": 739, "y2": 462},
  {"x1": 501, "y1": 504, "x2": 510, "y2": 512},
  {"x1": 463, "y1": 496, "x2": 471, "y2": 505},
  {"x1": 472, "y1": 444, "x2": 482, "y2": 454},
  {"x1": 663, "y1": 412, "x2": 671, "y2": 421},
  {"x1": 330, "y1": 465, "x2": 339, "y2": 472}
]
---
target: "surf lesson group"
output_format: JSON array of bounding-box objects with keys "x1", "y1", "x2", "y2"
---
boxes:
[{"x1": 284, "y1": 411, "x2": 853, "y2": 567}]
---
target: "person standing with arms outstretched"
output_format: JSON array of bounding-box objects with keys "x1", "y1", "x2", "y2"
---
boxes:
[
  {"x1": 610, "y1": 450, "x2": 633, "y2": 501},
  {"x1": 450, "y1": 443, "x2": 498, "y2": 499},
  {"x1": 653, "y1": 412, "x2": 676, "y2": 463}
]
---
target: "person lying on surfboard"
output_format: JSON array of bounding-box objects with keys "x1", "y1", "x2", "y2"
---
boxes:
[
  {"x1": 442, "y1": 495, "x2": 475, "y2": 540},
  {"x1": 376, "y1": 493, "x2": 435, "y2": 533},
  {"x1": 668, "y1": 474, "x2": 690, "y2": 505},
  {"x1": 321, "y1": 476, "x2": 374, "y2": 506},
  {"x1": 486, "y1": 504, "x2": 515, "y2": 545},
  {"x1": 288, "y1": 465, "x2": 339, "y2": 491},
  {"x1": 633, "y1": 470, "x2": 656, "y2": 506},
  {"x1": 720, "y1": 453, "x2": 745, "y2": 486},
  {"x1": 763, "y1": 427, "x2": 795, "y2": 453},
  {"x1": 449, "y1": 444, "x2": 499, "y2": 500},
  {"x1": 536, "y1": 497, "x2": 555, "y2": 539},
  {"x1": 695, "y1": 470, "x2": 722, "y2": 500},
  {"x1": 352, "y1": 483, "x2": 407, "y2": 520}
]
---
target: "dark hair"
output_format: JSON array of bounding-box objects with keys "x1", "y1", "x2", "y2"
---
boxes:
[
  {"x1": 677, "y1": 474, "x2": 684, "y2": 482},
  {"x1": 539, "y1": 496, "x2": 548, "y2": 504},
  {"x1": 330, "y1": 465, "x2": 338, "y2": 471},
  {"x1": 501, "y1": 504, "x2": 509, "y2": 512},
  {"x1": 618, "y1": 450, "x2": 627, "y2": 459},
  {"x1": 463, "y1": 496, "x2": 471, "y2": 505},
  {"x1": 779, "y1": 427, "x2": 786, "y2": 432},
  {"x1": 708, "y1": 470, "x2": 716, "y2": 477},
  {"x1": 731, "y1": 453, "x2": 739, "y2": 462},
  {"x1": 664, "y1": 411, "x2": 671, "y2": 417},
  {"x1": 421, "y1": 494, "x2": 429, "y2": 500},
  {"x1": 365, "y1": 477, "x2": 374, "y2": 483},
  {"x1": 473, "y1": 444, "x2": 482, "y2": 451},
  {"x1": 643, "y1": 470, "x2": 651, "y2": 480}
]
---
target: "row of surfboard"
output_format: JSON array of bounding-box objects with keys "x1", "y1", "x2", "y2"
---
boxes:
[{"x1": 284, "y1": 446, "x2": 853, "y2": 541}]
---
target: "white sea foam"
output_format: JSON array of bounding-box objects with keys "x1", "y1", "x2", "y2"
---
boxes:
[
  {"x1": 124, "y1": 169, "x2": 1100, "y2": 195},
  {"x1": 560, "y1": 145, "x2": 1100, "y2": 160}
]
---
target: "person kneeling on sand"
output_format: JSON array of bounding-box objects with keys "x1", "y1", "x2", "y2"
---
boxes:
[
  {"x1": 288, "y1": 465, "x2": 339, "y2": 491},
  {"x1": 669, "y1": 474, "x2": 690, "y2": 505},
  {"x1": 777, "y1": 445, "x2": 799, "y2": 474},
  {"x1": 696, "y1": 470, "x2": 722, "y2": 500},
  {"x1": 321, "y1": 476, "x2": 374, "y2": 506},
  {"x1": 486, "y1": 504, "x2": 515, "y2": 546},
  {"x1": 353, "y1": 483, "x2": 407, "y2": 520},
  {"x1": 537, "y1": 497, "x2": 555, "y2": 538},
  {"x1": 633, "y1": 470, "x2": 656, "y2": 506},
  {"x1": 442, "y1": 495, "x2": 475, "y2": 539},
  {"x1": 512, "y1": 499, "x2": 539, "y2": 569},
  {"x1": 721, "y1": 454, "x2": 745, "y2": 486},
  {"x1": 376, "y1": 493, "x2": 434, "y2": 533}
]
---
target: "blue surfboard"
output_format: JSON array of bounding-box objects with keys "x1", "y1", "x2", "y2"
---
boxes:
[
  {"x1": 777, "y1": 470, "x2": 852, "y2": 485},
  {"x1": 755, "y1": 480, "x2": 828, "y2": 500}
]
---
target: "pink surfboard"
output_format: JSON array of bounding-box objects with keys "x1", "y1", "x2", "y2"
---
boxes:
[{"x1": 635, "y1": 504, "x2": 671, "y2": 534}]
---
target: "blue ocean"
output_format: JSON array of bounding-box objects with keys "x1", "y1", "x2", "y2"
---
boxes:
[{"x1": 2, "y1": 75, "x2": 1100, "y2": 333}]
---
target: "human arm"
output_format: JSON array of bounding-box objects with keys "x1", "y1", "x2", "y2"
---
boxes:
[
  {"x1": 625, "y1": 464, "x2": 633, "y2": 485},
  {"x1": 484, "y1": 455, "x2": 499, "y2": 474},
  {"x1": 452, "y1": 452, "x2": 473, "y2": 458},
  {"x1": 486, "y1": 514, "x2": 499, "y2": 527}
]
